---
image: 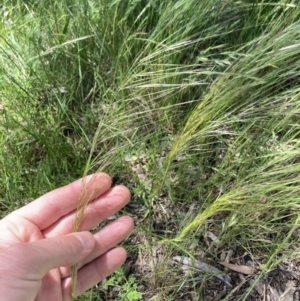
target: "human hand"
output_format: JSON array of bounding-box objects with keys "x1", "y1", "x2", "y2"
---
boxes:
[{"x1": 0, "y1": 173, "x2": 133, "y2": 301}]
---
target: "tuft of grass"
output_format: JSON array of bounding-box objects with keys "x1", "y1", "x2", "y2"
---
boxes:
[{"x1": 1, "y1": 0, "x2": 300, "y2": 300}]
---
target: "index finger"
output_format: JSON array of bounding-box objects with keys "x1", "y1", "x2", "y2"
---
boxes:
[{"x1": 11, "y1": 173, "x2": 112, "y2": 230}]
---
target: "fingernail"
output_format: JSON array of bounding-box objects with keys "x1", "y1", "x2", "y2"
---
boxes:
[{"x1": 74, "y1": 232, "x2": 95, "y2": 253}]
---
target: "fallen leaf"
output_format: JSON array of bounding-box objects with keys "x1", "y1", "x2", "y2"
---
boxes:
[
  {"x1": 173, "y1": 256, "x2": 232, "y2": 287},
  {"x1": 207, "y1": 231, "x2": 220, "y2": 244},
  {"x1": 219, "y1": 261, "x2": 255, "y2": 275},
  {"x1": 249, "y1": 278, "x2": 265, "y2": 295}
]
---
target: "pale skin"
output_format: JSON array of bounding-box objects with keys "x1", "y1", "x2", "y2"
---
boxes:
[{"x1": 0, "y1": 173, "x2": 134, "y2": 301}]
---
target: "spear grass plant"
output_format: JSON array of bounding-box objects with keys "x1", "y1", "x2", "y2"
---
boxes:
[{"x1": 1, "y1": 0, "x2": 300, "y2": 300}]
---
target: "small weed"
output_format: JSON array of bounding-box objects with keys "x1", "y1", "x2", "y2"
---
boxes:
[{"x1": 105, "y1": 268, "x2": 143, "y2": 301}]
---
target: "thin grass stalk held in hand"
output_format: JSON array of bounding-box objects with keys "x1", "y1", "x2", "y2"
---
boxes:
[
  {"x1": 71, "y1": 174, "x2": 97, "y2": 300},
  {"x1": 70, "y1": 119, "x2": 102, "y2": 300}
]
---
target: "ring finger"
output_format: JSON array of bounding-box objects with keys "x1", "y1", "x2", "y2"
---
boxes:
[{"x1": 59, "y1": 215, "x2": 134, "y2": 278}]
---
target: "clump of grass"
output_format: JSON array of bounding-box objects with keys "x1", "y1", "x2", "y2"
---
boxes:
[{"x1": 1, "y1": 0, "x2": 300, "y2": 300}]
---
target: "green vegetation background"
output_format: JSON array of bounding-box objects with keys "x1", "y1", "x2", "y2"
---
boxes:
[{"x1": 1, "y1": 0, "x2": 300, "y2": 300}]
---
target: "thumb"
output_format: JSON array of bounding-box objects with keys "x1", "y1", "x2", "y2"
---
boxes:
[{"x1": 1, "y1": 232, "x2": 95, "y2": 280}]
